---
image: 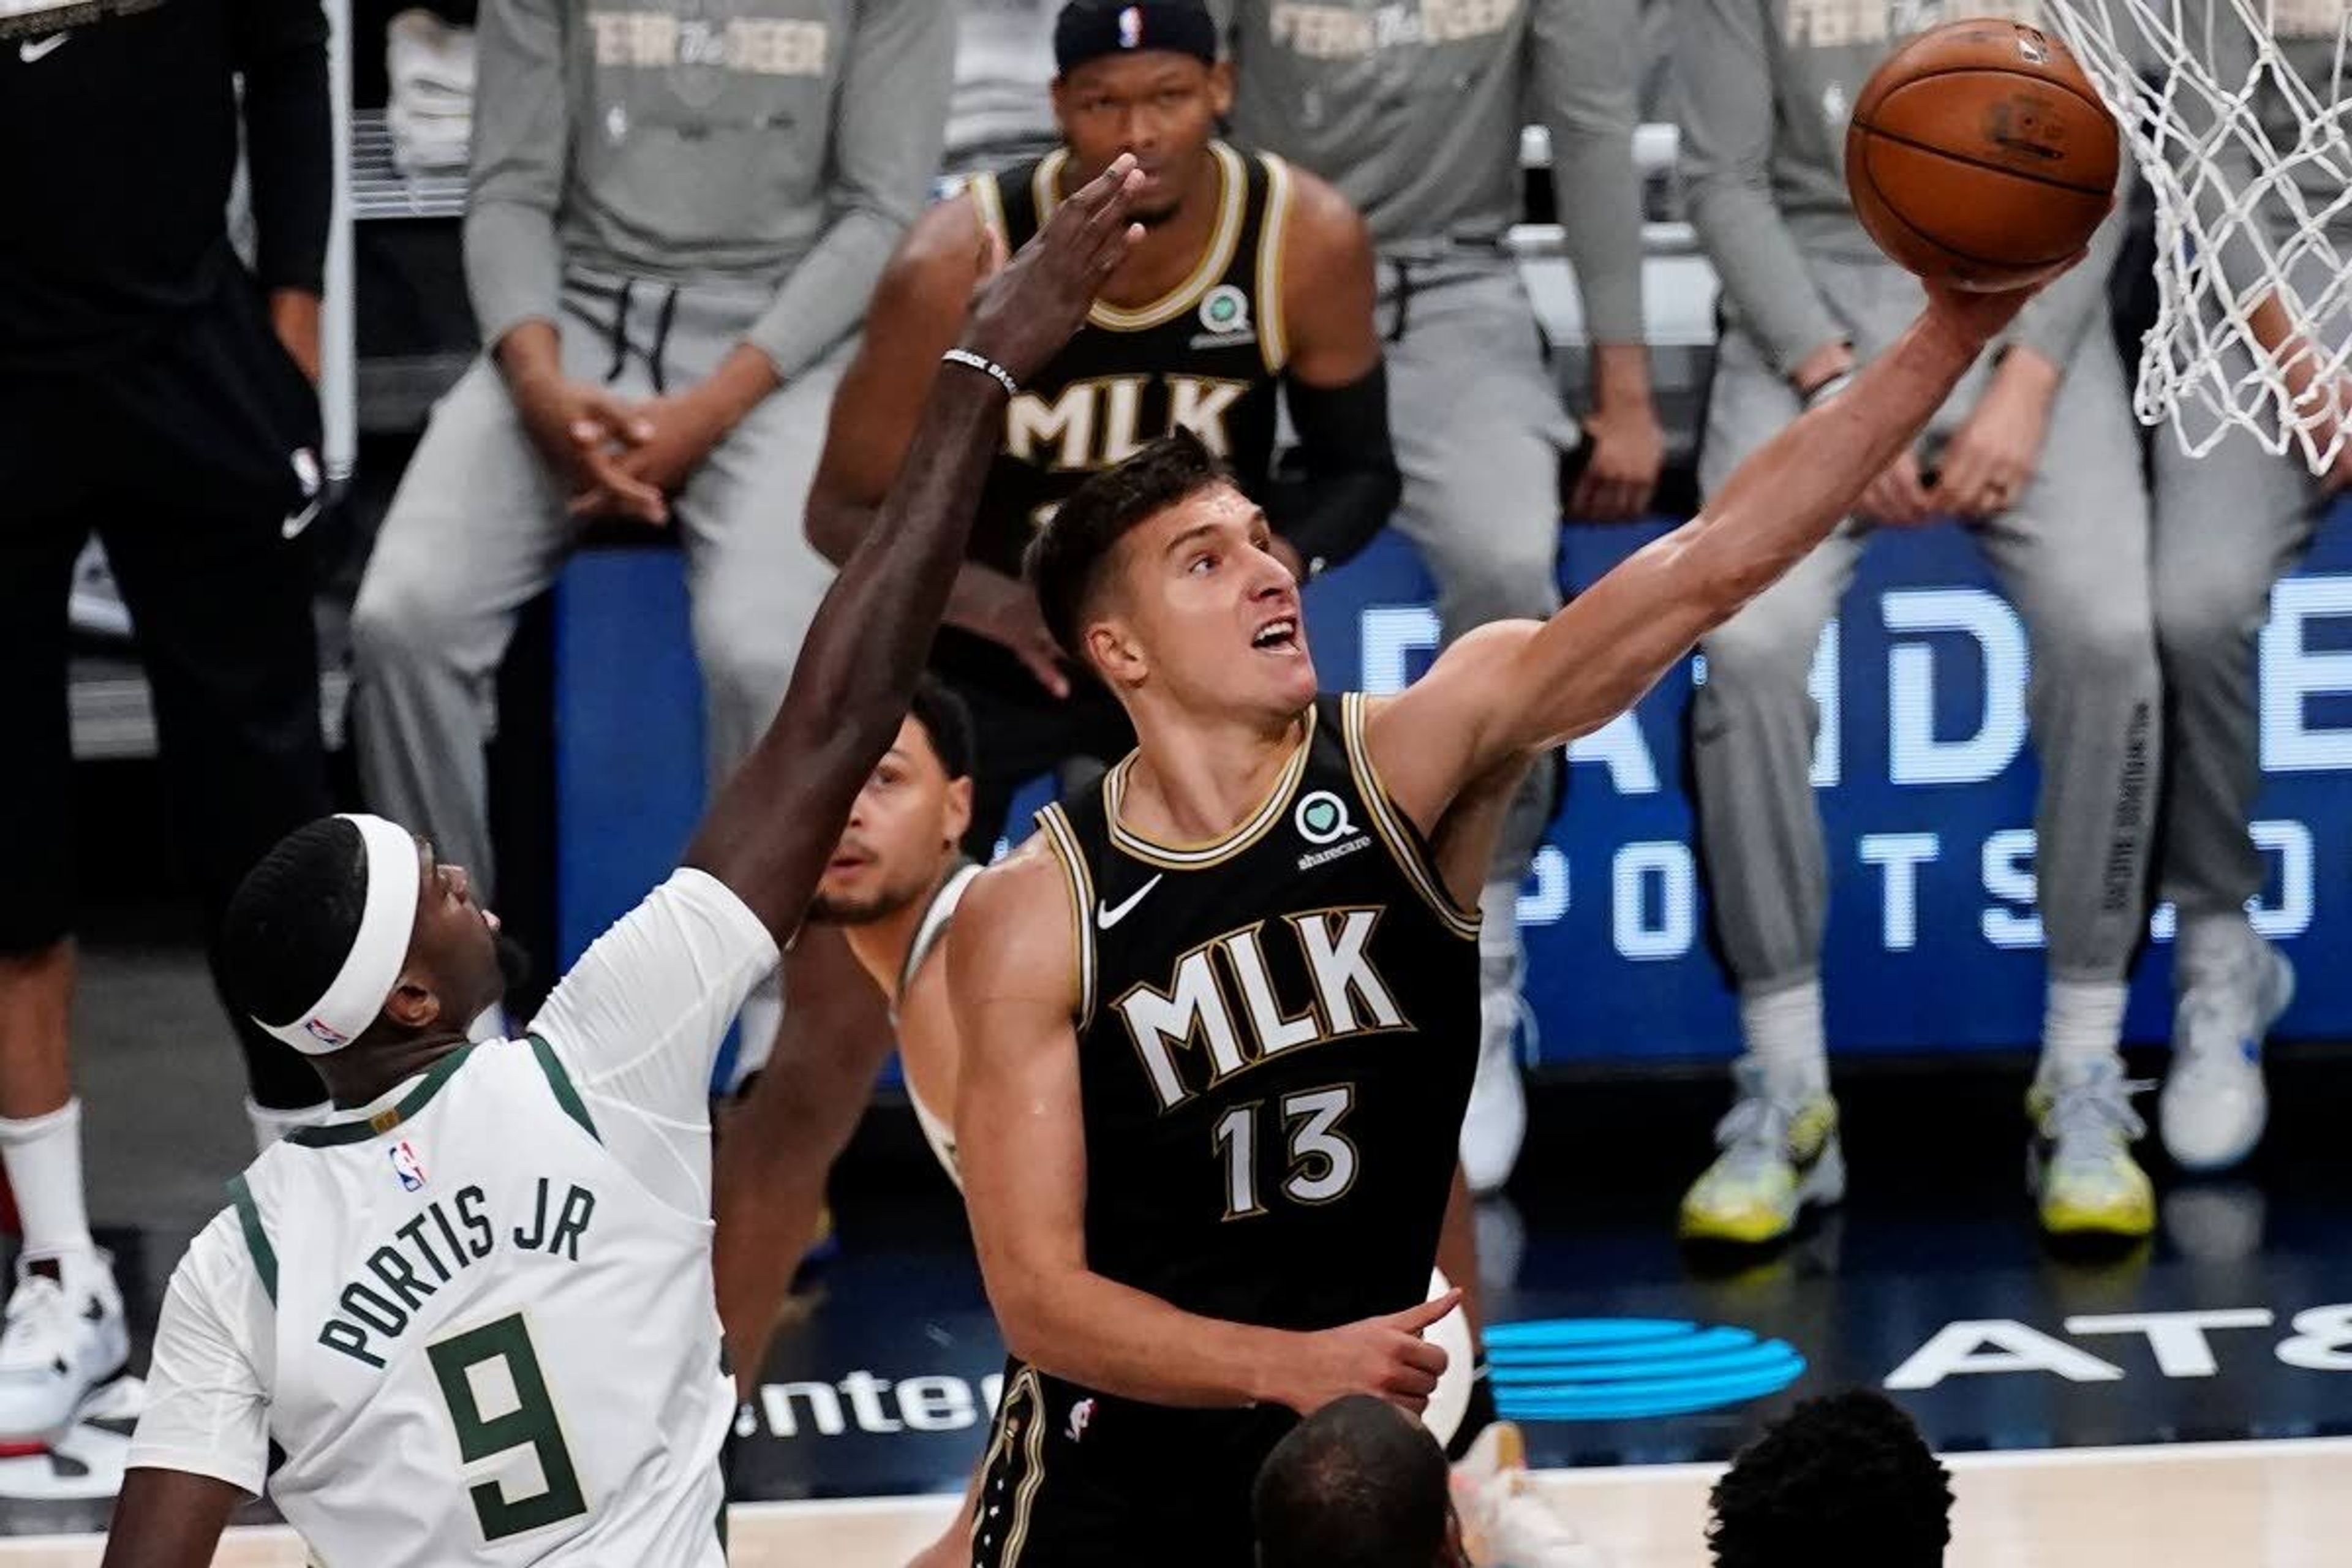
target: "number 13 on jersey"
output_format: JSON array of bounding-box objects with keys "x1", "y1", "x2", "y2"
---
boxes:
[{"x1": 1211, "y1": 1083, "x2": 1359, "y2": 1221}]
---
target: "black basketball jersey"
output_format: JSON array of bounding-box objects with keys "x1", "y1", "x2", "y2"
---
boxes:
[
  {"x1": 1032, "y1": 694, "x2": 1480, "y2": 1335},
  {"x1": 963, "y1": 140, "x2": 1293, "y2": 583}
]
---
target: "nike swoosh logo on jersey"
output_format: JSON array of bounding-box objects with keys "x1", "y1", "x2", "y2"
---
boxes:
[
  {"x1": 18, "y1": 33, "x2": 69, "y2": 62},
  {"x1": 1096, "y1": 875, "x2": 1163, "y2": 930},
  {"x1": 281, "y1": 499, "x2": 321, "y2": 540}
]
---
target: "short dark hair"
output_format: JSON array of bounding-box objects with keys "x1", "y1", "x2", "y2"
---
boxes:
[
  {"x1": 1708, "y1": 1390, "x2": 1953, "y2": 1568},
  {"x1": 907, "y1": 674, "x2": 976, "y2": 782},
  {"x1": 1023, "y1": 426, "x2": 1234, "y2": 661},
  {"x1": 1254, "y1": 1396, "x2": 1453, "y2": 1568},
  {"x1": 220, "y1": 818, "x2": 370, "y2": 1028}
]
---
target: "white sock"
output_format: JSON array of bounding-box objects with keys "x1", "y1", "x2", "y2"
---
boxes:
[
  {"x1": 1740, "y1": 981, "x2": 1828, "y2": 1095},
  {"x1": 1478, "y1": 881, "x2": 1522, "y2": 950},
  {"x1": 247, "y1": 1097, "x2": 333, "y2": 1153},
  {"x1": 1478, "y1": 881, "x2": 1525, "y2": 991},
  {"x1": 2041, "y1": 979, "x2": 2127, "y2": 1080},
  {"x1": 0, "y1": 1099, "x2": 94, "y2": 1262}
]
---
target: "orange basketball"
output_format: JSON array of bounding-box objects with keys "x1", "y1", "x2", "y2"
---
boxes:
[{"x1": 1845, "y1": 18, "x2": 2121, "y2": 292}]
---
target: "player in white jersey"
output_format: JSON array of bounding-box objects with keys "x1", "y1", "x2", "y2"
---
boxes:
[
  {"x1": 794, "y1": 679, "x2": 1595, "y2": 1568},
  {"x1": 97, "y1": 156, "x2": 1152, "y2": 1568}
]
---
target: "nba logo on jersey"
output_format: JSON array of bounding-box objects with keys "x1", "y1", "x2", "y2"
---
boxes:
[
  {"x1": 1118, "y1": 5, "x2": 1142, "y2": 47},
  {"x1": 1066, "y1": 1397, "x2": 1095, "y2": 1443},
  {"x1": 390, "y1": 1140, "x2": 428, "y2": 1192}
]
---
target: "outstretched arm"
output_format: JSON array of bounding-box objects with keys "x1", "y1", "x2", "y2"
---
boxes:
[
  {"x1": 1368, "y1": 281, "x2": 2056, "y2": 829},
  {"x1": 684, "y1": 159, "x2": 1145, "y2": 940},
  {"x1": 952, "y1": 850, "x2": 1458, "y2": 1414}
]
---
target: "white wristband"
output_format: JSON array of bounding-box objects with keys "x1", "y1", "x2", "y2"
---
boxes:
[
  {"x1": 1800, "y1": 369, "x2": 1855, "y2": 410},
  {"x1": 941, "y1": 348, "x2": 1018, "y2": 398}
]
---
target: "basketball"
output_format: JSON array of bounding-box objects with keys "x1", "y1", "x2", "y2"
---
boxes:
[{"x1": 1845, "y1": 19, "x2": 2121, "y2": 292}]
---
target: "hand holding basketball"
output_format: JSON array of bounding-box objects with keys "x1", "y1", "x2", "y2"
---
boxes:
[
  {"x1": 1846, "y1": 20, "x2": 2119, "y2": 292},
  {"x1": 1919, "y1": 274, "x2": 2059, "y2": 345}
]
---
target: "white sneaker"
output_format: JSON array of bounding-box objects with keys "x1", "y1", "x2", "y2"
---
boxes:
[
  {"x1": 1461, "y1": 895, "x2": 1533, "y2": 1196},
  {"x1": 1679, "y1": 1059, "x2": 1843, "y2": 1246},
  {"x1": 2162, "y1": 935, "x2": 2293, "y2": 1173},
  {"x1": 2029, "y1": 1060, "x2": 2155, "y2": 1239},
  {"x1": 1451, "y1": 1421, "x2": 1607, "y2": 1568},
  {"x1": 0, "y1": 1251, "x2": 129, "y2": 1445},
  {"x1": 1460, "y1": 986, "x2": 1532, "y2": 1196}
]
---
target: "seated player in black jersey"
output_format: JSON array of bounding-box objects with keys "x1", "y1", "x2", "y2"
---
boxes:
[
  {"x1": 804, "y1": 0, "x2": 1392, "y2": 856},
  {"x1": 713, "y1": 0, "x2": 1396, "y2": 1417},
  {"x1": 946, "y1": 274, "x2": 2067, "y2": 1567}
]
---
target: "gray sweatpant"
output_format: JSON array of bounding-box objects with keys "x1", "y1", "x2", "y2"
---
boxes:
[
  {"x1": 2152, "y1": 407, "x2": 2330, "y2": 924},
  {"x1": 1693, "y1": 257, "x2": 2160, "y2": 992},
  {"x1": 352, "y1": 271, "x2": 844, "y2": 903},
  {"x1": 1380, "y1": 253, "x2": 1580, "y2": 878}
]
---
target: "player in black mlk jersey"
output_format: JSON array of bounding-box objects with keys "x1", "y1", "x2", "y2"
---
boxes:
[
  {"x1": 805, "y1": 0, "x2": 1395, "y2": 856},
  {"x1": 951, "y1": 262, "x2": 2067, "y2": 1564}
]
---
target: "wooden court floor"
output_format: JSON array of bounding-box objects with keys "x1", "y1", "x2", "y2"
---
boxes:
[{"x1": 22, "y1": 1436, "x2": 2351, "y2": 1566}]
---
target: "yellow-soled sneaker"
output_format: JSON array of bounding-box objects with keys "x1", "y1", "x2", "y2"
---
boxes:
[
  {"x1": 1679, "y1": 1060, "x2": 1843, "y2": 1246},
  {"x1": 2029, "y1": 1058, "x2": 2156, "y2": 1240}
]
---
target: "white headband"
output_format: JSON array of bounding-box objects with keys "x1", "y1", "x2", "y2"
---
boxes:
[{"x1": 257, "y1": 813, "x2": 423, "y2": 1055}]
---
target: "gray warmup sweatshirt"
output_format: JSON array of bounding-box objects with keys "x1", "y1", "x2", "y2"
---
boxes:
[
  {"x1": 948, "y1": 0, "x2": 1059, "y2": 168},
  {"x1": 465, "y1": 0, "x2": 954, "y2": 379},
  {"x1": 1216, "y1": 0, "x2": 1648, "y2": 346}
]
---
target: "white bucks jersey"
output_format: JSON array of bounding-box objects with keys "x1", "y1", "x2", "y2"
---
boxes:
[
  {"x1": 228, "y1": 1037, "x2": 733, "y2": 1564},
  {"x1": 128, "y1": 870, "x2": 777, "y2": 1565}
]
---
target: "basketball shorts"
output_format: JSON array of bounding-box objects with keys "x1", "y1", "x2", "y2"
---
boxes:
[{"x1": 969, "y1": 1362, "x2": 1295, "y2": 1568}]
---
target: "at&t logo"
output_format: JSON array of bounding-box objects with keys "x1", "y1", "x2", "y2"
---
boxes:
[{"x1": 1486, "y1": 1317, "x2": 1807, "y2": 1422}]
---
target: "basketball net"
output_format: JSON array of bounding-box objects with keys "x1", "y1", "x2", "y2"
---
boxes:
[{"x1": 2037, "y1": 0, "x2": 2352, "y2": 473}]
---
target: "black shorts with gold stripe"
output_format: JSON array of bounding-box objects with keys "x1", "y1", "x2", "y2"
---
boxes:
[{"x1": 969, "y1": 1360, "x2": 1295, "y2": 1568}]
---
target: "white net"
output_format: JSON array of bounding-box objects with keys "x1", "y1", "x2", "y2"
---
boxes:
[{"x1": 2038, "y1": 0, "x2": 2352, "y2": 473}]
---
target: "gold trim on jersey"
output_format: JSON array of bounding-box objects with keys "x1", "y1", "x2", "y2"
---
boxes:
[
  {"x1": 969, "y1": 171, "x2": 1011, "y2": 259},
  {"x1": 1036, "y1": 804, "x2": 1099, "y2": 1027},
  {"x1": 1339, "y1": 693, "x2": 1482, "y2": 940},
  {"x1": 1256, "y1": 153, "x2": 1294, "y2": 377},
  {"x1": 1103, "y1": 705, "x2": 1317, "y2": 870},
  {"x1": 1035, "y1": 142, "x2": 1250, "y2": 333}
]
